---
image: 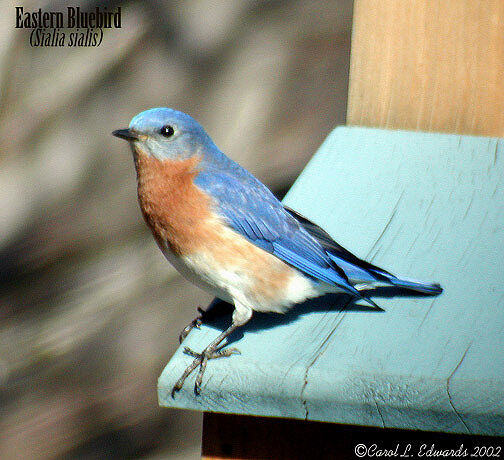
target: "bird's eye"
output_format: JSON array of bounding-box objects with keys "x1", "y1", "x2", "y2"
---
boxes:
[{"x1": 160, "y1": 125, "x2": 175, "y2": 137}]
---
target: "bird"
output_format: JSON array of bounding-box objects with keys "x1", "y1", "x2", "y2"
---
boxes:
[{"x1": 112, "y1": 107, "x2": 443, "y2": 396}]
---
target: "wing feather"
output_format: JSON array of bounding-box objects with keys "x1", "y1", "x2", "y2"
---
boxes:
[{"x1": 193, "y1": 169, "x2": 359, "y2": 295}]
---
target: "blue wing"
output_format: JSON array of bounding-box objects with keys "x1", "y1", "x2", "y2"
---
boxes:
[
  {"x1": 193, "y1": 165, "x2": 373, "y2": 303},
  {"x1": 284, "y1": 207, "x2": 443, "y2": 295}
]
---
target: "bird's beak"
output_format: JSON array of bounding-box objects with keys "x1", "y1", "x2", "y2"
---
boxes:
[{"x1": 112, "y1": 128, "x2": 139, "y2": 141}]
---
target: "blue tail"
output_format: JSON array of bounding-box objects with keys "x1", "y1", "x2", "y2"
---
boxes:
[
  {"x1": 376, "y1": 272, "x2": 443, "y2": 295},
  {"x1": 328, "y1": 254, "x2": 443, "y2": 296}
]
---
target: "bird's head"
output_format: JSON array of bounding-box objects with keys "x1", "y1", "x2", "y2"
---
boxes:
[{"x1": 113, "y1": 108, "x2": 217, "y2": 161}]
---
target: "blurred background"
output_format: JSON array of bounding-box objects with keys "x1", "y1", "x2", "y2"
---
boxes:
[{"x1": 0, "y1": 0, "x2": 353, "y2": 458}]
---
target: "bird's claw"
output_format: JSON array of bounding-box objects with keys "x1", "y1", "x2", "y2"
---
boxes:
[
  {"x1": 178, "y1": 317, "x2": 203, "y2": 343},
  {"x1": 171, "y1": 346, "x2": 240, "y2": 397}
]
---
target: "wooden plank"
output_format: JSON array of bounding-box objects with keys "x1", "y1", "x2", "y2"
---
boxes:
[
  {"x1": 347, "y1": 0, "x2": 504, "y2": 135},
  {"x1": 201, "y1": 413, "x2": 501, "y2": 460},
  {"x1": 202, "y1": 413, "x2": 352, "y2": 460},
  {"x1": 159, "y1": 126, "x2": 504, "y2": 436}
]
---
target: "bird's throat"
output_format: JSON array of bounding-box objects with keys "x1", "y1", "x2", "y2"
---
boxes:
[{"x1": 134, "y1": 153, "x2": 211, "y2": 255}]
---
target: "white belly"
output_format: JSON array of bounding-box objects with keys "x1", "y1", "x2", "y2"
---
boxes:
[
  {"x1": 159, "y1": 235, "x2": 325, "y2": 314},
  {"x1": 161, "y1": 245, "x2": 234, "y2": 304}
]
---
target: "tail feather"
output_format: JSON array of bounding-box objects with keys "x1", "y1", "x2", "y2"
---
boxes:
[
  {"x1": 326, "y1": 253, "x2": 443, "y2": 297},
  {"x1": 378, "y1": 273, "x2": 443, "y2": 295}
]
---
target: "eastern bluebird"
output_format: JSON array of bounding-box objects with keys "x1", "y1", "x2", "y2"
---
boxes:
[{"x1": 113, "y1": 108, "x2": 442, "y2": 395}]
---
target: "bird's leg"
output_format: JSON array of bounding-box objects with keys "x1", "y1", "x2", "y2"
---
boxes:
[
  {"x1": 171, "y1": 322, "x2": 241, "y2": 396},
  {"x1": 172, "y1": 302, "x2": 252, "y2": 396}
]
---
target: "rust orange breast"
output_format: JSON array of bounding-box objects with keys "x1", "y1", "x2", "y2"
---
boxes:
[{"x1": 134, "y1": 151, "x2": 213, "y2": 255}]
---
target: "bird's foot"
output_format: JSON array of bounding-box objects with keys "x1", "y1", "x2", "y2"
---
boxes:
[{"x1": 171, "y1": 345, "x2": 240, "y2": 397}]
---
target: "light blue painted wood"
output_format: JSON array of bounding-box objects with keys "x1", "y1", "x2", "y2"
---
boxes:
[{"x1": 158, "y1": 127, "x2": 504, "y2": 435}]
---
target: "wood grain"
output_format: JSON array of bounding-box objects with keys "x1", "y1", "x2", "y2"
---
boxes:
[{"x1": 347, "y1": 0, "x2": 504, "y2": 135}]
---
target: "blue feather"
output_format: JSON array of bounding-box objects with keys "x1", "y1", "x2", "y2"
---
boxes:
[{"x1": 193, "y1": 166, "x2": 369, "y2": 301}]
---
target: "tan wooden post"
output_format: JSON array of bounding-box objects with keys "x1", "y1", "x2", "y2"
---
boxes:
[{"x1": 347, "y1": 0, "x2": 504, "y2": 136}]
